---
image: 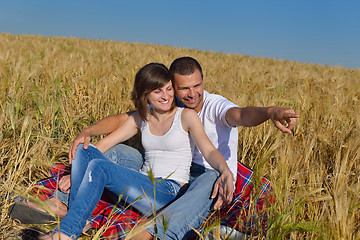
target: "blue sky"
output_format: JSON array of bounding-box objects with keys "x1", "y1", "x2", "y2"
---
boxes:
[{"x1": 1, "y1": 0, "x2": 359, "y2": 69}]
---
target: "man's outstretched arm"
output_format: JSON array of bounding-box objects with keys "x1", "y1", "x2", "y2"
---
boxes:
[
  {"x1": 225, "y1": 106, "x2": 299, "y2": 134},
  {"x1": 68, "y1": 111, "x2": 134, "y2": 163}
]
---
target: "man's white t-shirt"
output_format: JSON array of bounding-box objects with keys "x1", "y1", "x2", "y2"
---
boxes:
[{"x1": 189, "y1": 91, "x2": 239, "y2": 183}]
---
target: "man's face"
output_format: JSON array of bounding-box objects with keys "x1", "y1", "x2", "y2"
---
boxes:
[{"x1": 173, "y1": 69, "x2": 204, "y2": 113}]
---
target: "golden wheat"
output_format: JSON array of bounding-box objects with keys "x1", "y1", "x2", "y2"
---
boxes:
[{"x1": 1, "y1": 33, "x2": 359, "y2": 239}]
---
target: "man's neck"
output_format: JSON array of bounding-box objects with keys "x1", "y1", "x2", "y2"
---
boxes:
[
  {"x1": 194, "y1": 90, "x2": 206, "y2": 113},
  {"x1": 194, "y1": 101, "x2": 204, "y2": 113}
]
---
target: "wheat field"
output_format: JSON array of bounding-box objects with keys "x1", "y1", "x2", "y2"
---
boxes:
[{"x1": 1, "y1": 33, "x2": 359, "y2": 239}]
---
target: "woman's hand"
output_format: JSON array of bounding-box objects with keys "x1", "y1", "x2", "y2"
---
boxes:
[
  {"x1": 68, "y1": 130, "x2": 91, "y2": 164},
  {"x1": 211, "y1": 170, "x2": 234, "y2": 210},
  {"x1": 58, "y1": 175, "x2": 71, "y2": 193}
]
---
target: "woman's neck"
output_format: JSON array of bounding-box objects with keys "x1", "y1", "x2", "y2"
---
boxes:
[
  {"x1": 147, "y1": 107, "x2": 178, "y2": 136},
  {"x1": 150, "y1": 107, "x2": 177, "y2": 121}
]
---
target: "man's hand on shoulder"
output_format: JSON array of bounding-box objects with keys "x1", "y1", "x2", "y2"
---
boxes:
[
  {"x1": 211, "y1": 170, "x2": 234, "y2": 210},
  {"x1": 268, "y1": 106, "x2": 300, "y2": 134}
]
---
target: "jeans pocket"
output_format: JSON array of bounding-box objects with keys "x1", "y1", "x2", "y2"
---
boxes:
[{"x1": 166, "y1": 180, "x2": 182, "y2": 195}]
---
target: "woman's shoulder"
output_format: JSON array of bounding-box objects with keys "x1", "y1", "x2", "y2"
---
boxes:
[
  {"x1": 127, "y1": 110, "x2": 142, "y2": 128},
  {"x1": 180, "y1": 108, "x2": 197, "y2": 117},
  {"x1": 128, "y1": 110, "x2": 140, "y2": 119},
  {"x1": 180, "y1": 108, "x2": 200, "y2": 131}
]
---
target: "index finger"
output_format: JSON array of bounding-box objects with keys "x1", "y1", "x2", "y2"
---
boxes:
[
  {"x1": 274, "y1": 120, "x2": 292, "y2": 134},
  {"x1": 70, "y1": 141, "x2": 80, "y2": 164},
  {"x1": 68, "y1": 142, "x2": 74, "y2": 164},
  {"x1": 69, "y1": 140, "x2": 80, "y2": 164},
  {"x1": 83, "y1": 138, "x2": 90, "y2": 149},
  {"x1": 225, "y1": 189, "x2": 233, "y2": 205},
  {"x1": 286, "y1": 117, "x2": 298, "y2": 131},
  {"x1": 211, "y1": 182, "x2": 219, "y2": 199},
  {"x1": 213, "y1": 196, "x2": 223, "y2": 210},
  {"x1": 283, "y1": 112, "x2": 300, "y2": 119}
]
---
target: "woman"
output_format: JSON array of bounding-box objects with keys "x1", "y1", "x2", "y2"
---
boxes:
[{"x1": 40, "y1": 63, "x2": 233, "y2": 239}]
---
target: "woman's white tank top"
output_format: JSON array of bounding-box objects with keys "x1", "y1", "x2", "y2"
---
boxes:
[{"x1": 140, "y1": 108, "x2": 193, "y2": 183}]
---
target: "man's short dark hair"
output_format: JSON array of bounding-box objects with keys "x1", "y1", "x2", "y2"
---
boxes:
[{"x1": 169, "y1": 57, "x2": 203, "y2": 80}]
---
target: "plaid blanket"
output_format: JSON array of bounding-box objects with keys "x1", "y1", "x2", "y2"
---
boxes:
[
  {"x1": 33, "y1": 162, "x2": 272, "y2": 239},
  {"x1": 199, "y1": 163, "x2": 273, "y2": 236}
]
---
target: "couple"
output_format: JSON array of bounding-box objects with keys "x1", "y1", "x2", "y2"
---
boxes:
[
  {"x1": 39, "y1": 60, "x2": 235, "y2": 239},
  {"x1": 16, "y1": 56, "x2": 299, "y2": 239}
]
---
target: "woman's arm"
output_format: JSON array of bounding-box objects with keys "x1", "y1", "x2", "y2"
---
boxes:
[
  {"x1": 181, "y1": 109, "x2": 234, "y2": 209},
  {"x1": 95, "y1": 112, "x2": 141, "y2": 153},
  {"x1": 69, "y1": 111, "x2": 135, "y2": 163}
]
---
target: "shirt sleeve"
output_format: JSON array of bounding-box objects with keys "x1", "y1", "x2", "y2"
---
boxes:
[{"x1": 208, "y1": 95, "x2": 239, "y2": 128}]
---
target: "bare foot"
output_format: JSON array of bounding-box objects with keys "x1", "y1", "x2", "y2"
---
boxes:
[
  {"x1": 37, "y1": 222, "x2": 91, "y2": 239},
  {"x1": 38, "y1": 231, "x2": 71, "y2": 240},
  {"x1": 83, "y1": 221, "x2": 92, "y2": 233},
  {"x1": 26, "y1": 197, "x2": 67, "y2": 216},
  {"x1": 130, "y1": 230, "x2": 153, "y2": 240}
]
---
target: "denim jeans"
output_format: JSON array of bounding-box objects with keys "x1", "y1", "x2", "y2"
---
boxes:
[
  {"x1": 55, "y1": 144, "x2": 182, "y2": 239},
  {"x1": 147, "y1": 163, "x2": 220, "y2": 240},
  {"x1": 103, "y1": 145, "x2": 220, "y2": 240},
  {"x1": 52, "y1": 143, "x2": 144, "y2": 206}
]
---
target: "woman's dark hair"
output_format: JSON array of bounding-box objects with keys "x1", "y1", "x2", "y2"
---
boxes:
[{"x1": 131, "y1": 63, "x2": 173, "y2": 121}]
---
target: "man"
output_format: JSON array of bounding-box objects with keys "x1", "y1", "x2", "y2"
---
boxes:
[{"x1": 12, "y1": 57, "x2": 299, "y2": 239}]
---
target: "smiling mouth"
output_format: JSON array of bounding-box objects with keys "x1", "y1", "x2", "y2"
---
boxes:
[{"x1": 185, "y1": 98, "x2": 197, "y2": 104}]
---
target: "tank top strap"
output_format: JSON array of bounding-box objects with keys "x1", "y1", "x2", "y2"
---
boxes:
[
  {"x1": 141, "y1": 107, "x2": 184, "y2": 135},
  {"x1": 172, "y1": 107, "x2": 183, "y2": 128}
]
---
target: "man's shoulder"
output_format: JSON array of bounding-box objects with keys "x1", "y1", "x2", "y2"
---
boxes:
[
  {"x1": 204, "y1": 90, "x2": 226, "y2": 99},
  {"x1": 203, "y1": 90, "x2": 234, "y2": 107},
  {"x1": 201, "y1": 91, "x2": 239, "y2": 125}
]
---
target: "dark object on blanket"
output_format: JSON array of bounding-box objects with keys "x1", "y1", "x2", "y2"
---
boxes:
[
  {"x1": 8, "y1": 202, "x2": 63, "y2": 225},
  {"x1": 20, "y1": 227, "x2": 44, "y2": 240}
]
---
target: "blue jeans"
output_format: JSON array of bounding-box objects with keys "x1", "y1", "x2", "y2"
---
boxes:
[
  {"x1": 52, "y1": 143, "x2": 144, "y2": 206},
  {"x1": 103, "y1": 145, "x2": 220, "y2": 239},
  {"x1": 147, "y1": 164, "x2": 220, "y2": 240},
  {"x1": 55, "y1": 145, "x2": 182, "y2": 239}
]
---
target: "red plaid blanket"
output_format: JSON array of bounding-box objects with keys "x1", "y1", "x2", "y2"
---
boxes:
[
  {"x1": 200, "y1": 163, "x2": 273, "y2": 236},
  {"x1": 33, "y1": 162, "x2": 272, "y2": 238}
]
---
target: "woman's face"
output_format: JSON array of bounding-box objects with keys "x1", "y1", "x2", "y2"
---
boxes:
[{"x1": 147, "y1": 80, "x2": 174, "y2": 113}]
